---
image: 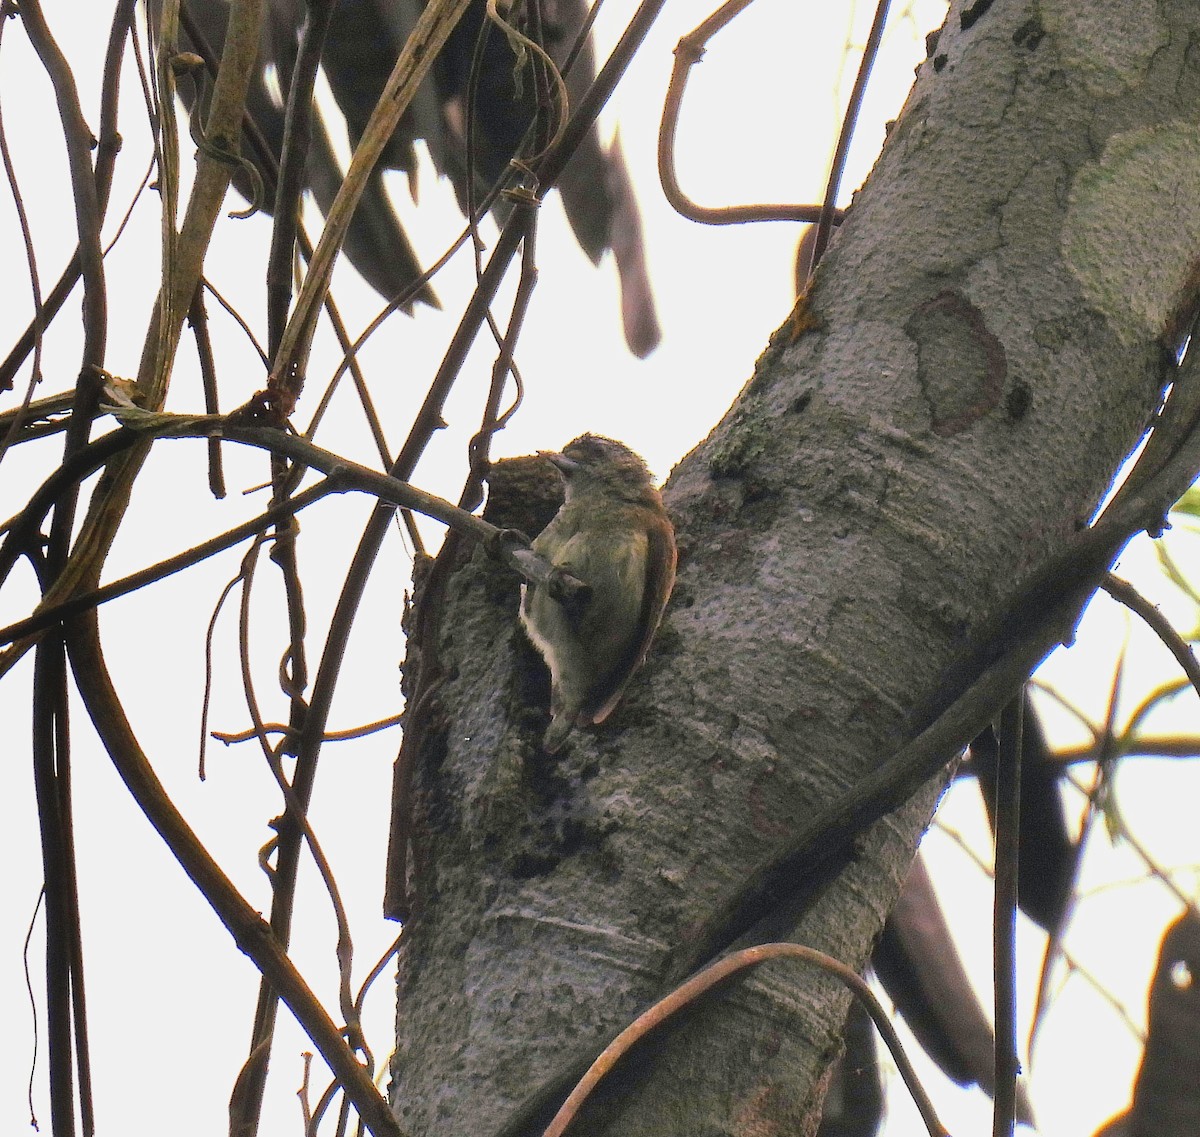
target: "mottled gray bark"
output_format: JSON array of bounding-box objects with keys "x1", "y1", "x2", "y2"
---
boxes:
[{"x1": 391, "y1": 1, "x2": 1200, "y2": 1133}]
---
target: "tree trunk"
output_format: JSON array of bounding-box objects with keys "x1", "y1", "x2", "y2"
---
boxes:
[{"x1": 391, "y1": 1, "x2": 1200, "y2": 1132}]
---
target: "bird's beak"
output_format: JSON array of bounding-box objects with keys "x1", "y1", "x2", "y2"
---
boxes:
[{"x1": 539, "y1": 450, "x2": 580, "y2": 476}]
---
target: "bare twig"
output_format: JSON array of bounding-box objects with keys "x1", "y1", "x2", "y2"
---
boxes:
[
  {"x1": 104, "y1": 409, "x2": 579, "y2": 585},
  {"x1": 186, "y1": 285, "x2": 227, "y2": 497},
  {"x1": 0, "y1": 0, "x2": 131, "y2": 392},
  {"x1": 382, "y1": 193, "x2": 542, "y2": 917},
  {"x1": 0, "y1": 10, "x2": 45, "y2": 441},
  {"x1": 935, "y1": 818, "x2": 1147, "y2": 1043},
  {"x1": 1069, "y1": 767, "x2": 1200, "y2": 919},
  {"x1": 0, "y1": 478, "x2": 333, "y2": 657},
  {"x1": 307, "y1": 932, "x2": 405, "y2": 1137},
  {"x1": 309, "y1": 156, "x2": 524, "y2": 454},
  {"x1": 1102, "y1": 573, "x2": 1200, "y2": 703},
  {"x1": 808, "y1": 0, "x2": 891, "y2": 272},
  {"x1": 29, "y1": 636, "x2": 83, "y2": 1137},
  {"x1": 0, "y1": 407, "x2": 582, "y2": 659},
  {"x1": 211, "y1": 714, "x2": 404, "y2": 746},
  {"x1": 232, "y1": 535, "x2": 366, "y2": 1077},
  {"x1": 200, "y1": 564, "x2": 247, "y2": 781},
  {"x1": 17, "y1": 5, "x2": 120, "y2": 1132},
  {"x1": 543, "y1": 943, "x2": 948, "y2": 1137},
  {"x1": 22, "y1": 889, "x2": 46, "y2": 1130},
  {"x1": 0, "y1": 391, "x2": 75, "y2": 440},
  {"x1": 993, "y1": 698, "x2": 1022, "y2": 1137},
  {"x1": 269, "y1": 0, "x2": 474, "y2": 411},
  {"x1": 63, "y1": 614, "x2": 406, "y2": 1137},
  {"x1": 1050, "y1": 731, "x2": 1200, "y2": 763},
  {"x1": 265, "y1": 0, "x2": 336, "y2": 359},
  {"x1": 469, "y1": 204, "x2": 540, "y2": 504},
  {"x1": 298, "y1": 1051, "x2": 315, "y2": 1136},
  {"x1": 0, "y1": 425, "x2": 131, "y2": 592},
  {"x1": 23, "y1": 0, "x2": 267, "y2": 723},
  {"x1": 484, "y1": 0, "x2": 569, "y2": 166},
  {"x1": 241, "y1": 468, "x2": 314, "y2": 1137},
  {"x1": 658, "y1": 0, "x2": 840, "y2": 227},
  {"x1": 14, "y1": 0, "x2": 108, "y2": 374},
  {"x1": 176, "y1": 5, "x2": 403, "y2": 495}
]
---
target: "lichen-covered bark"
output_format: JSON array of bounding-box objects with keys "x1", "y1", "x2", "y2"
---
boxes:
[{"x1": 391, "y1": 2, "x2": 1200, "y2": 1133}]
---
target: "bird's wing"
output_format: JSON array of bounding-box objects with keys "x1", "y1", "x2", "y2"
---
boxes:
[{"x1": 589, "y1": 517, "x2": 676, "y2": 724}]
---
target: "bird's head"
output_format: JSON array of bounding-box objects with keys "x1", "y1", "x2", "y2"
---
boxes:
[{"x1": 540, "y1": 434, "x2": 657, "y2": 504}]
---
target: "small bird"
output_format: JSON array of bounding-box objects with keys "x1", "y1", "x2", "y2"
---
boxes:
[{"x1": 520, "y1": 435, "x2": 677, "y2": 753}]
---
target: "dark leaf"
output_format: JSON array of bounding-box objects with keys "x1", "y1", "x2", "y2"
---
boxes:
[
  {"x1": 972, "y1": 689, "x2": 1079, "y2": 934},
  {"x1": 1096, "y1": 913, "x2": 1200, "y2": 1137},
  {"x1": 874, "y1": 854, "x2": 1035, "y2": 1124}
]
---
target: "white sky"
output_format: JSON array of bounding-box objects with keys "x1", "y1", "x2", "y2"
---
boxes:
[{"x1": 2, "y1": 3, "x2": 1198, "y2": 1137}]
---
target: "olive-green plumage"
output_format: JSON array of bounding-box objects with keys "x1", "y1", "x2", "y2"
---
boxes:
[{"x1": 520, "y1": 435, "x2": 677, "y2": 752}]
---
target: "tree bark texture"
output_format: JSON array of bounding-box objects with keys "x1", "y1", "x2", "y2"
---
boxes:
[{"x1": 391, "y1": 2, "x2": 1200, "y2": 1133}]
